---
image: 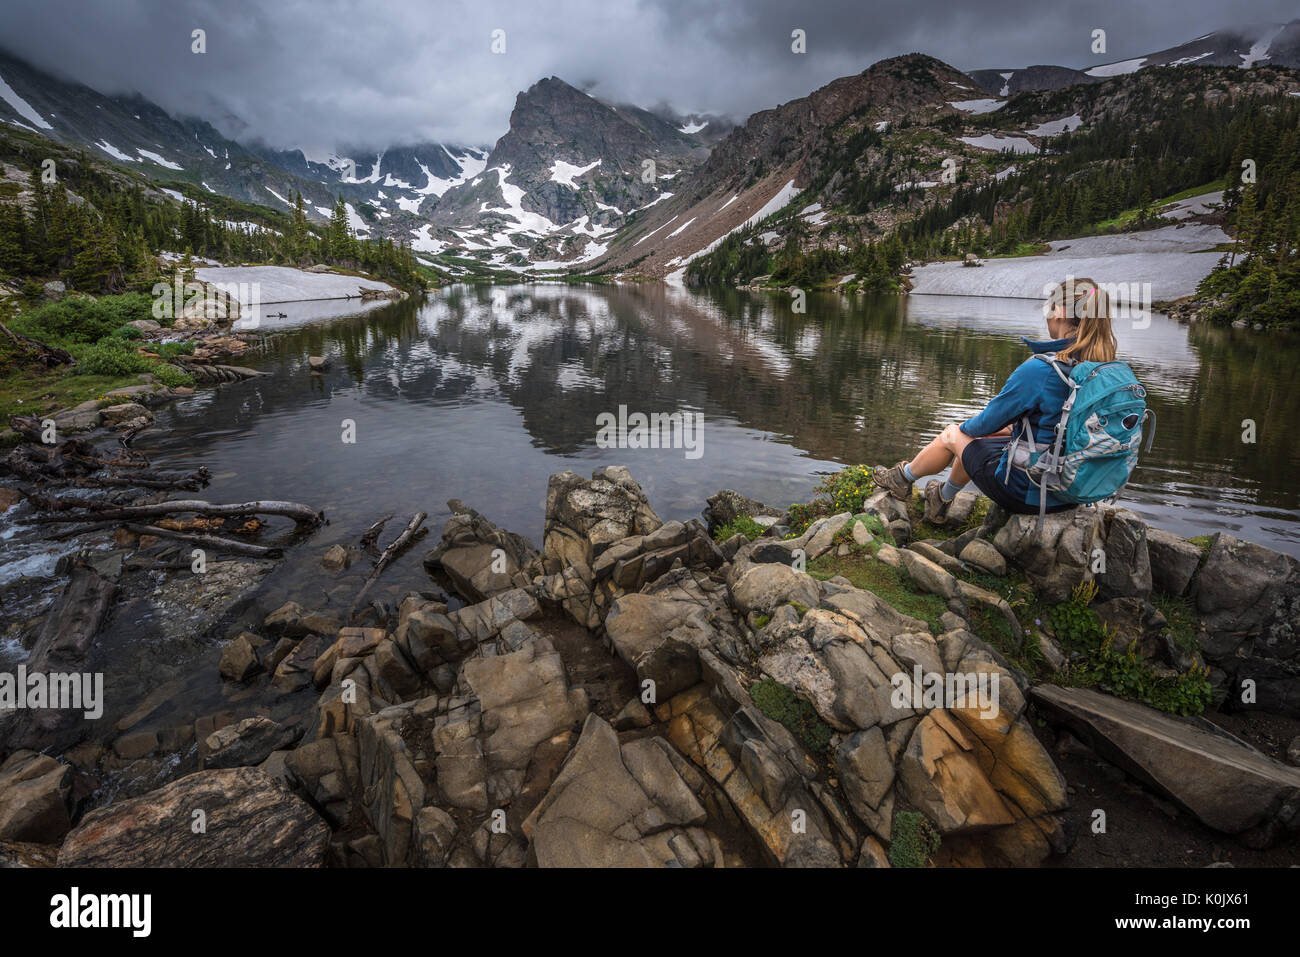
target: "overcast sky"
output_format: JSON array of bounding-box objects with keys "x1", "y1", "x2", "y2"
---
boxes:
[{"x1": 3, "y1": 0, "x2": 1297, "y2": 152}]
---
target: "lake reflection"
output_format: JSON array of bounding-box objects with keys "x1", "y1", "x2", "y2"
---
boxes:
[{"x1": 139, "y1": 284, "x2": 1300, "y2": 557}]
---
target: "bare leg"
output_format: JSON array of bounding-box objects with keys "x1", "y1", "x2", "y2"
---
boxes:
[
  {"x1": 909, "y1": 425, "x2": 976, "y2": 482},
  {"x1": 907, "y1": 433, "x2": 955, "y2": 478}
]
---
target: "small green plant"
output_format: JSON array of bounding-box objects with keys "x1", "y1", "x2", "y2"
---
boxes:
[
  {"x1": 808, "y1": 552, "x2": 946, "y2": 633},
  {"x1": 749, "y1": 678, "x2": 834, "y2": 756},
  {"x1": 70, "y1": 339, "x2": 152, "y2": 377},
  {"x1": 889, "y1": 810, "x2": 941, "y2": 867},
  {"x1": 1153, "y1": 593, "x2": 1200, "y2": 656},
  {"x1": 753, "y1": 613, "x2": 771, "y2": 630},
  {"x1": 713, "y1": 515, "x2": 768, "y2": 543},
  {"x1": 787, "y1": 465, "x2": 876, "y2": 535},
  {"x1": 110, "y1": 324, "x2": 143, "y2": 340},
  {"x1": 1047, "y1": 579, "x2": 1211, "y2": 715},
  {"x1": 152, "y1": 362, "x2": 194, "y2": 388}
]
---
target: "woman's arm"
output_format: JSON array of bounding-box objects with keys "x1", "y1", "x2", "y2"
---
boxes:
[{"x1": 958, "y1": 360, "x2": 1038, "y2": 438}]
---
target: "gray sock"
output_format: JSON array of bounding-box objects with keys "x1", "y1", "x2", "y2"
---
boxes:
[{"x1": 940, "y1": 478, "x2": 964, "y2": 502}]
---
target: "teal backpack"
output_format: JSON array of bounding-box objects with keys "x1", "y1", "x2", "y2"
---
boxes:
[{"x1": 1004, "y1": 354, "x2": 1155, "y2": 529}]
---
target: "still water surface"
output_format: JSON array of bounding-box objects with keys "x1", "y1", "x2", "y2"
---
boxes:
[{"x1": 142, "y1": 283, "x2": 1300, "y2": 558}]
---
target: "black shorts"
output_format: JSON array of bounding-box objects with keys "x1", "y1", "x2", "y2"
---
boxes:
[{"x1": 961, "y1": 437, "x2": 1074, "y2": 516}]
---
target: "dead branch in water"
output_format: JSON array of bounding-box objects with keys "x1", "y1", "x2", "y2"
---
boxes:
[
  {"x1": 31, "y1": 497, "x2": 324, "y2": 527},
  {"x1": 360, "y1": 513, "x2": 393, "y2": 553},
  {"x1": 120, "y1": 523, "x2": 283, "y2": 558},
  {"x1": 348, "y1": 511, "x2": 426, "y2": 621}
]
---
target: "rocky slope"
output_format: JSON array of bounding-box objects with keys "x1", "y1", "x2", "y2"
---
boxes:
[
  {"x1": 0, "y1": 49, "x2": 485, "y2": 244},
  {"x1": 586, "y1": 54, "x2": 986, "y2": 278},
  {"x1": 970, "y1": 18, "x2": 1300, "y2": 94},
  {"x1": 421, "y1": 77, "x2": 713, "y2": 268}
]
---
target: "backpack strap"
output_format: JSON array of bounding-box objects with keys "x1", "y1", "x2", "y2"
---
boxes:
[{"x1": 1028, "y1": 354, "x2": 1080, "y2": 534}]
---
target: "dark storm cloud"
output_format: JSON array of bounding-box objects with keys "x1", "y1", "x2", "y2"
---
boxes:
[{"x1": 2, "y1": 0, "x2": 1296, "y2": 151}]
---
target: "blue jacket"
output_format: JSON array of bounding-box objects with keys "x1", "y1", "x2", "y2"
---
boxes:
[{"x1": 959, "y1": 336, "x2": 1075, "y2": 508}]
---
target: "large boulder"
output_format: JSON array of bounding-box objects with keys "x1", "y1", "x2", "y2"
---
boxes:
[
  {"x1": 543, "y1": 466, "x2": 663, "y2": 568},
  {"x1": 728, "y1": 561, "x2": 821, "y2": 616},
  {"x1": 57, "y1": 768, "x2": 330, "y2": 866},
  {"x1": 423, "y1": 502, "x2": 541, "y2": 603},
  {"x1": 1031, "y1": 685, "x2": 1300, "y2": 842},
  {"x1": 993, "y1": 508, "x2": 1103, "y2": 602},
  {"x1": 524, "y1": 715, "x2": 715, "y2": 867}
]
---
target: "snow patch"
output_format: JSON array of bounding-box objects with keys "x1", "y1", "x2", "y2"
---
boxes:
[
  {"x1": 678, "y1": 120, "x2": 708, "y2": 134},
  {"x1": 1086, "y1": 57, "x2": 1147, "y2": 77},
  {"x1": 0, "y1": 73, "x2": 53, "y2": 129},
  {"x1": 549, "y1": 158, "x2": 601, "y2": 189},
  {"x1": 959, "y1": 134, "x2": 1037, "y2": 154},
  {"x1": 949, "y1": 98, "x2": 1005, "y2": 114},
  {"x1": 95, "y1": 140, "x2": 138, "y2": 162},
  {"x1": 136, "y1": 148, "x2": 183, "y2": 170},
  {"x1": 1023, "y1": 114, "x2": 1081, "y2": 137}
]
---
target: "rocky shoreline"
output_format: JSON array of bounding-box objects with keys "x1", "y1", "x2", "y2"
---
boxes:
[{"x1": 2, "y1": 463, "x2": 1298, "y2": 868}]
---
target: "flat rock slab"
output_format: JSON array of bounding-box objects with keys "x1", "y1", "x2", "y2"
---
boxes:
[
  {"x1": 1031, "y1": 685, "x2": 1300, "y2": 836},
  {"x1": 58, "y1": 767, "x2": 330, "y2": 867}
]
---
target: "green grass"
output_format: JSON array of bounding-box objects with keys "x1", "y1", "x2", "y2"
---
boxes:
[
  {"x1": 907, "y1": 492, "x2": 990, "y2": 541},
  {"x1": 889, "y1": 810, "x2": 941, "y2": 868},
  {"x1": 713, "y1": 515, "x2": 769, "y2": 543},
  {"x1": 1153, "y1": 592, "x2": 1200, "y2": 657},
  {"x1": 807, "y1": 551, "x2": 947, "y2": 633},
  {"x1": 987, "y1": 241, "x2": 1052, "y2": 259},
  {"x1": 749, "y1": 678, "x2": 834, "y2": 756},
  {"x1": 1093, "y1": 180, "x2": 1224, "y2": 231}
]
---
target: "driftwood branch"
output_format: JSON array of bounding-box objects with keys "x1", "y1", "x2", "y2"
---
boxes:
[
  {"x1": 121, "y1": 523, "x2": 283, "y2": 558},
  {"x1": 360, "y1": 513, "x2": 393, "y2": 553},
  {"x1": 32, "y1": 497, "x2": 324, "y2": 527},
  {"x1": 348, "y1": 511, "x2": 426, "y2": 620}
]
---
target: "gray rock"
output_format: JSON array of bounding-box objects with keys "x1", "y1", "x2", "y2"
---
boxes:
[
  {"x1": 1031, "y1": 685, "x2": 1300, "y2": 840},
  {"x1": 58, "y1": 768, "x2": 330, "y2": 866},
  {"x1": 525, "y1": 715, "x2": 712, "y2": 867},
  {"x1": 899, "y1": 548, "x2": 960, "y2": 599},
  {"x1": 702, "y1": 489, "x2": 785, "y2": 533},
  {"x1": 1097, "y1": 508, "x2": 1153, "y2": 600},
  {"x1": 0, "y1": 752, "x2": 72, "y2": 844},
  {"x1": 959, "y1": 538, "x2": 1006, "y2": 576},
  {"x1": 1146, "y1": 527, "x2": 1202, "y2": 597},
  {"x1": 728, "y1": 561, "x2": 821, "y2": 616},
  {"x1": 838, "y1": 727, "x2": 894, "y2": 821},
  {"x1": 203, "y1": 717, "x2": 302, "y2": 769}
]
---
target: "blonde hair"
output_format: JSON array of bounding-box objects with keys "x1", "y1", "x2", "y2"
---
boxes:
[{"x1": 1045, "y1": 276, "x2": 1117, "y2": 363}]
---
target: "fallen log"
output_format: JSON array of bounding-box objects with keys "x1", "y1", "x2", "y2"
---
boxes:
[
  {"x1": 31, "y1": 497, "x2": 323, "y2": 527},
  {"x1": 27, "y1": 562, "x2": 118, "y2": 673},
  {"x1": 121, "y1": 523, "x2": 283, "y2": 559},
  {"x1": 0, "y1": 322, "x2": 75, "y2": 367},
  {"x1": 348, "y1": 511, "x2": 426, "y2": 620}
]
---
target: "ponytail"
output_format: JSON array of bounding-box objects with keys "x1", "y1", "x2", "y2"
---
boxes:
[{"x1": 1047, "y1": 276, "x2": 1117, "y2": 363}]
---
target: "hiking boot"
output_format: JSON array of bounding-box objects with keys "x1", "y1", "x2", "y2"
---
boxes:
[
  {"x1": 923, "y1": 481, "x2": 952, "y2": 525},
  {"x1": 873, "y1": 461, "x2": 913, "y2": 502}
]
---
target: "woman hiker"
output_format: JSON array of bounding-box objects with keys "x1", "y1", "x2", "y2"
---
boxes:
[{"x1": 874, "y1": 276, "x2": 1117, "y2": 525}]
